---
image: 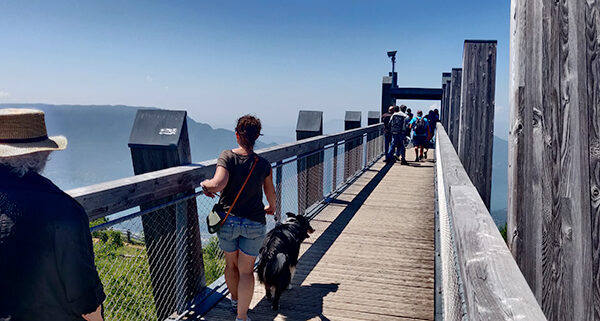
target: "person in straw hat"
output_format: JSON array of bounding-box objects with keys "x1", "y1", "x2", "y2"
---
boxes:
[{"x1": 0, "y1": 109, "x2": 105, "y2": 321}]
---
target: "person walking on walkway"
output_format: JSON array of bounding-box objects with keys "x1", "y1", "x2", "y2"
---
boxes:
[
  {"x1": 0, "y1": 109, "x2": 106, "y2": 321},
  {"x1": 425, "y1": 109, "x2": 439, "y2": 146},
  {"x1": 409, "y1": 110, "x2": 430, "y2": 162},
  {"x1": 385, "y1": 105, "x2": 410, "y2": 165},
  {"x1": 201, "y1": 115, "x2": 276, "y2": 321},
  {"x1": 381, "y1": 106, "x2": 394, "y2": 157},
  {"x1": 406, "y1": 108, "x2": 414, "y2": 122}
]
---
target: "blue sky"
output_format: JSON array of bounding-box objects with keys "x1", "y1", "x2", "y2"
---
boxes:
[{"x1": 0, "y1": 1, "x2": 510, "y2": 139}]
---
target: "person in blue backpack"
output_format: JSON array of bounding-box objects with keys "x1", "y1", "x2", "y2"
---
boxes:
[
  {"x1": 409, "y1": 110, "x2": 430, "y2": 162},
  {"x1": 385, "y1": 105, "x2": 410, "y2": 165}
]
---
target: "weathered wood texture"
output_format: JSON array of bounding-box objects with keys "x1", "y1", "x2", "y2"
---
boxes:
[
  {"x1": 509, "y1": 1, "x2": 599, "y2": 320},
  {"x1": 441, "y1": 83, "x2": 448, "y2": 128},
  {"x1": 67, "y1": 124, "x2": 382, "y2": 219},
  {"x1": 297, "y1": 111, "x2": 324, "y2": 214},
  {"x1": 437, "y1": 124, "x2": 546, "y2": 320},
  {"x1": 441, "y1": 72, "x2": 452, "y2": 128},
  {"x1": 448, "y1": 68, "x2": 462, "y2": 148},
  {"x1": 381, "y1": 76, "x2": 394, "y2": 115},
  {"x1": 457, "y1": 40, "x2": 496, "y2": 210},
  {"x1": 129, "y1": 113, "x2": 204, "y2": 319},
  {"x1": 202, "y1": 151, "x2": 435, "y2": 321},
  {"x1": 444, "y1": 79, "x2": 451, "y2": 129}
]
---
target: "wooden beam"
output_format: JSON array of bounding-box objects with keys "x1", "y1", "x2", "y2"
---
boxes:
[
  {"x1": 67, "y1": 124, "x2": 382, "y2": 219},
  {"x1": 457, "y1": 40, "x2": 496, "y2": 209},
  {"x1": 389, "y1": 87, "x2": 443, "y2": 100},
  {"x1": 509, "y1": 1, "x2": 597, "y2": 320},
  {"x1": 436, "y1": 124, "x2": 546, "y2": 320},
  {"x1": 448, "y1": 68, "x2": 462, "y2": 148},
  {"x1": 441, "y1": 72, "x2": 452, "y2": 128}
]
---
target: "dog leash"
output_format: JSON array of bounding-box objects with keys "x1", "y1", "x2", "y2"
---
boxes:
[{"x1": 220, "y1": 155, "x2": 259, "y2": 226}]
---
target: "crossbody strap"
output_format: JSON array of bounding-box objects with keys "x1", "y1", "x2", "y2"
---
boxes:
[{"x1": 221, "y1": 155, "x2": 259, "y2": 225}]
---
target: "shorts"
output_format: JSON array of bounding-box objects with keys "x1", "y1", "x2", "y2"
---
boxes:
[
  {"x1": 412, "y1": 135, "x2": 427, "y2": 147},
  {"x1": 217, "y1": 215, "x2": 266, "y2": 257}
]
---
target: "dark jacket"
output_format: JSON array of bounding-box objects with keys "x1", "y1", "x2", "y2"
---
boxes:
[
  {"x1": 381, "y1": 112, "x2": 393, "y2": 135},
  {"x1": 0, "y1": 166, "x2": 105, "y2": 321}
]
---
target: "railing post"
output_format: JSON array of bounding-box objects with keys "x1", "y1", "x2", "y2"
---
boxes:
[
  {"x1": 457, "y1": 40, "x2": 496, "y2": 210},
  {"x1": 127, "y1": 110, "x2": 204, "y2": 319},
  {"x1": 448, "y1": 68, "x2": 462, "y2": 148},
  {"x1": 296, "y1": 110, "x2": 324, "y2": 214},
  {"x1": 344, "y1": 111, "x2": 362, "y2": 181},
  {"x1": 441, "y1": 72, "x2": 452, "y2": 128},
  {"x1": 332, "y1": 142, "x2": 338, "y2": 190},
  {"x1": 275, "y1": 161, "x2": 282, "y2": 222},
  {"x1": 381, "y1": 76, "x2": 394, "y2": 116},
  {"x1": 367, "y1": 111, "x2": 380, "y2": 164},
  {"x1": 509, "y1": 1, "x2": 599, "y2": 319}
]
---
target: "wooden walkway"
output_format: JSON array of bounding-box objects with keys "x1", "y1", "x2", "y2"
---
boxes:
[{"x1": 201, "y1": 156, "x2": 435, "y2": 321}]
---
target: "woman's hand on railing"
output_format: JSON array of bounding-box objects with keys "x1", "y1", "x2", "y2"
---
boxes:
[
  {"x1": 264, "y1": 204, "x2": 275, "y2": 215},
  {"x1": 200, "y1": 181, "x2": 216, "y2": 198}
]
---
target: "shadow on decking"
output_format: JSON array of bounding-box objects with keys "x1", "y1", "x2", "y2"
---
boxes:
[
  {"x1": 249, "y1": 162, "x2": 394, "y2": 320},
  {"x1": 250, "y1": 283, "x2": 340, "y2": 320}
]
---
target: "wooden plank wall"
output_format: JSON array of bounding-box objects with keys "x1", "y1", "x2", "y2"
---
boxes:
[
  {"x1": 457, "y1": 40, "x2": 496, "y2": 210},
  {"x1": 436, "y1": 124, "x2": 546, "y2": 320},
  {"x1": 448, "y1": 68, "x2": 462, "y2": 148},
  {"x1": 508, "y1": 1, "x2": 599, "y2": 320}
]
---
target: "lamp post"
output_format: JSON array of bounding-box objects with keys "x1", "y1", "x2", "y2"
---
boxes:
[{"x1": 387, "y1": 51, "x2": 397, "y2": 88}]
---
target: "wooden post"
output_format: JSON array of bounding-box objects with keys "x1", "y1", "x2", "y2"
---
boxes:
[
  {"x1": 441, "y1": 72, "x2": 452, "y2": 128},
  {"x1": 296, "y1": 111, "x2": 324, "y2": 214},
  {"x1": 381, "y1": 76, "x2": 394, "y2": 116},
  {"x1": 367, "y1": 111, "x2": 380, "y2": 163},
  {"x1": 128, "y1": 110, "x2": 204, "y2": 319},
  {"x1": 448, "y1": 68, "x2": 462, "y2": 148},
  {"x1": 457, "y1": 40, "x2": 496, "y2": 210},
  {"x1": 344, "y1": 111, "x2": 362, "y2": 181},
  {"x1": 508, "y1": 1, "x2": 598, "y2": 320}
]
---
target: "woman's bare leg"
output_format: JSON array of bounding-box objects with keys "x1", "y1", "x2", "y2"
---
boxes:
[
  {"x1": 224, "y1": 251, "x2": 240, "y2": 301},
  {"x1": 236, "y1": 251, "x2": 257, "y2": 320}
]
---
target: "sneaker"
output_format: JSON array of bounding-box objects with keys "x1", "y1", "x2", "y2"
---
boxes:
[
  {"x1": 235, "y1": 317, "x2": 251, "y2": 321},
  {"x1": 231, "y1": 299, "x2": 238, "y2": 313},
  {"x1": 401, "y1": 159, "x2": 409, "y2": 165},
  {"x1": 424, "y1": 151, "x2": 428, "y2": 159}
]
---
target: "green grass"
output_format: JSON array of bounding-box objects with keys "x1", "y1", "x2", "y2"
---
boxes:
[
  {"x1": 90, "y1": 218, "x2": 226, "y2": 321},
  {"x1": 93, "y1": 232, "x2": 156, "y2": 321},
  {"x1": 203, "y1": 236, "x2": 225, "y2": 285}
]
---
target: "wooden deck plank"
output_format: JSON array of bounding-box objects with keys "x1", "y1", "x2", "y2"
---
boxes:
[{"x1": 201, "y1": 156, "x2": 435, "y2": 321}]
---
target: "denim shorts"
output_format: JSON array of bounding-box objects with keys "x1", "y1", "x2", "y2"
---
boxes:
[
  {"x1": 217, "y1": 215, "x2": 266, "y2": 257},
  {"x1": 412, "y1": 135, "x2": 427, "y2": 147}
]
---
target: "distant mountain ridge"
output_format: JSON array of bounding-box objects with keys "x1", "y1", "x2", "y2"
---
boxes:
[
  {"x1": 1, "y1": 104, "x2": 509, "y2": 226},
  {"x1": 1, "y1": 104, "x2": 275, "y2": 190}
]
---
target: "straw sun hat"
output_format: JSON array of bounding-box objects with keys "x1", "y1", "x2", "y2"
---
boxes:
[{"x1": 0, "y1": 108, "x2": 67, "y2": 157}]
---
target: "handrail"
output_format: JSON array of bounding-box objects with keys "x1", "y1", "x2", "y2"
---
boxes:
[
  {"x1": 67, "y1": 123, "x2": 382, "y2": 220},
  {"x1": 435, "y1": 123, "x2": 546, "y2": 320}
]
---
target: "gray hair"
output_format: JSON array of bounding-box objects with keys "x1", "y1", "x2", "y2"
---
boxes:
[{"x1": 0, "y1": 151, "x2": 51, "y2": 177}]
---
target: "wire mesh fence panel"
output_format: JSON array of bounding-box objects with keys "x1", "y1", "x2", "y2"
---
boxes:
[{"x1": 90, "y1": 127, "x2": 384, "y2": 321}]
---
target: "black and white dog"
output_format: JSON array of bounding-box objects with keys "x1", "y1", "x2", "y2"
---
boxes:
[{"x1": 257, "y1": 212, "x2": 315, "y2": 310}]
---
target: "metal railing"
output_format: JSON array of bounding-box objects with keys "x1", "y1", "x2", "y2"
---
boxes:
[
  {"x1": 68, "y1": 124, "x2": 384, "y2": 321},
  {"x1": 434, "y1": 123, "x2": 546, "y2": 321}
]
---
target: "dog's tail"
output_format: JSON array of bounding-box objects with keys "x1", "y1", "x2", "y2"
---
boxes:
[{"x1": 259, "y1": 253, "x2": 288, "y2": 284}]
